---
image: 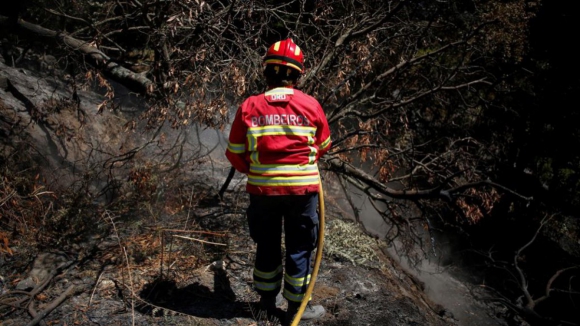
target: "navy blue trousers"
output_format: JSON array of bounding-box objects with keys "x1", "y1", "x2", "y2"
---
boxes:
[{"x1": 247, "y1": 193, "x2": 319, "y2": 302}]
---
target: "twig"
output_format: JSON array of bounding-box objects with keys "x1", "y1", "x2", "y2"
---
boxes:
[
  {"x1": 172, "y1": 235, "x2": 226, "y2": 246},
  {"x1": 0, "y1": 260, "x2": 74, "y2": 309},
  {"x1": 162, "y1": 229, "x2": 226, "y2": 236},
  {"x1": 159, "y1": 230, "x2": 165, "y2": 277},
  {"x1": 121, "y1": 246, "x2": 135, "y2": 326},
  {"x1": 0, "y1": 189, "x2": 17, "y2": 206},
  {"x1": 184, "y1": 186, "x2": 194, "y2": 229},
  {"x1": 514, "y1": 213, "x2": 555, "y2": 309},
  {"x1": 534, "y1": 266, "x2": 580, "y2": 307},
  {"x1": 25, "y1": 285, "x2": 75, "y2": 326},
  {"x1": 27, "y1": 301, "x2": 47, "y2": 326},
  {"x1": 0, "y1": 289, "x2": 32, "y2": 299},
  {"x1": 88, "y1": 270, "x2": 105, "y2": 307},
  {"x1": 105, "y1": 210, "x2": 135, "y2": 326}
]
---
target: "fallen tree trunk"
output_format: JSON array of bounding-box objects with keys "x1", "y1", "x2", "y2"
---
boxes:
[
  {"x1": 325, "y1": 157, "x2": 532, "y2": 201},
  {"x1": 0, "y1": 16, "x2": 155, "y2": 95},
  {"x1": 26, "y1": 285, "x2": 76, "y2": 326}
]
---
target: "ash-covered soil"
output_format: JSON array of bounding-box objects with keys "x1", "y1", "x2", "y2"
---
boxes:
[
  {"x1": 0, "y1": 192, "x2": 510, "y2": 326},
  {"x1": 0, "y1": 59, "x2": 513, "y2": 326}
]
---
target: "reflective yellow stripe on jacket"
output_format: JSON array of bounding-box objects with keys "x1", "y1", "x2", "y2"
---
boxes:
[
  {"x1": 247, "y1": 175, "x2": 320, "y2": 187},
  {"x1": 320, "y1": 136, "x2": 331, "y2": 151},
  {"x1": 265, "y1": 88, "x2": 294, "y2": 96},
  {"x1": 227, "y1": 142, "x2": 245, "y2": 154},
  {"x1": 249, "y1": 163, "x2": 318, "y2": 175},
  {"x1": 247, "y1": 125, "x2": 316, "y2": 151}
]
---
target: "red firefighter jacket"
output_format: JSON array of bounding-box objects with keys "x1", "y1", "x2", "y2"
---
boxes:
[{"x1": 226, "y1": 87, "x2": 332, "y2": 195}]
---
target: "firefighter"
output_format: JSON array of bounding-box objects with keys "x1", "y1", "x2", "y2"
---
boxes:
[{"x1": 225, "y1": 38, "x2": 331, "y2": 324}]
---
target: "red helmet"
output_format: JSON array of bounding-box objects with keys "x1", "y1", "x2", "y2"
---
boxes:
[{"x1": 263, "y1": 39, "x2": 304, "y2": 73}]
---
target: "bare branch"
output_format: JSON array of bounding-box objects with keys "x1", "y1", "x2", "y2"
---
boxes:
[{"x1": 0, "y1": 16, "x2": 155, "y2": 95}]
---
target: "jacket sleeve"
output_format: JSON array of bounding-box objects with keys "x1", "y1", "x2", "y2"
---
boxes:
[
  {"x1": 315, "y1": 103, "x2": 332, "y2": 159},
  {"x1": 225, "y1": 106, "x2": 250, "y2": 174}
]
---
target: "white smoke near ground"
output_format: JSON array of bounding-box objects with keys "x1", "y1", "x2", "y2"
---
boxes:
[{"x1": 325, "y1": 177, "x2": 502, "y2": 326}]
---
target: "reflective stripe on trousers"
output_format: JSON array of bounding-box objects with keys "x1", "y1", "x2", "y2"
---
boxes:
[{"x1": 247, "y1": 193, "x2": 319, "y2": 300}]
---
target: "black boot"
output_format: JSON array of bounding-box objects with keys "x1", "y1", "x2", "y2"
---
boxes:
[
  {"x1": 257, "y1": 292, "x2": 284, "y2": 322},
  {"x1": 259, "y1": 292, "x2": 283, "y2": 312}
]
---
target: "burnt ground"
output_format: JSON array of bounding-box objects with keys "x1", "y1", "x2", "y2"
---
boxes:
[
  {"x1": 0, "y1": 59, "x2": 517, "y2": 326},
  {"x1": 0, "y1": 189, "x2": 514, "y2": 326}
]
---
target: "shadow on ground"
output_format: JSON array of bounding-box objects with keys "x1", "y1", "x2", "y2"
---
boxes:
[{"x1": 137, "y1": 271, "x2": 283, "y2": 324}]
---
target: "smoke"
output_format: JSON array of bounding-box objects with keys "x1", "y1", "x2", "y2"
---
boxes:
[{"x1": 327, "y1": 175, "x2": 501, "y2": 326}]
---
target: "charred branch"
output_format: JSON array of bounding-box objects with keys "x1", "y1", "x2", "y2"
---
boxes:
[{"x1": 0, "y1": 15, "x2": 155, "y2": 95}]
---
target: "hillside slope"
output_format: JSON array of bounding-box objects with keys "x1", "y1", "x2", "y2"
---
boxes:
[{"x1": 0, "y1": 60, "x2": 507, "y2": 326}]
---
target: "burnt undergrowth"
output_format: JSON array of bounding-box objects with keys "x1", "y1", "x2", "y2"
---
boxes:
[{"x1": 428, "y1": 204, "x2": 580, "y2": 326}]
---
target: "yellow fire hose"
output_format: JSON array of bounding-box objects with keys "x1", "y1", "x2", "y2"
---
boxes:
[
  {"x1": 290, "y1": 181, "x2": 325, "y2": 326},
  {"x1": 220, "y1": 167, "x2": 325, "y2": 325}
]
